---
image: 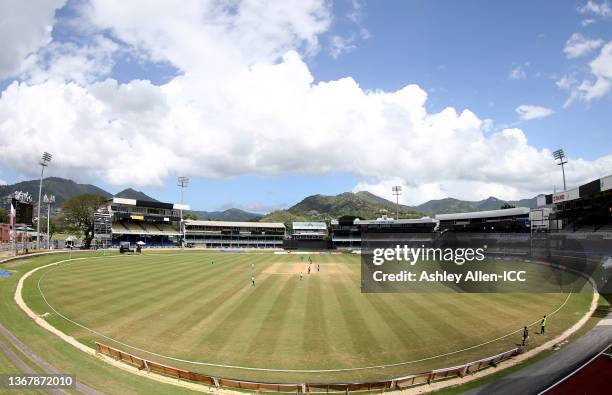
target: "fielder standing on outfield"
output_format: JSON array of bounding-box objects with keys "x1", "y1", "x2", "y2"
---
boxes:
[
  {"x1": 300, "y1": 272, "x2": 303, "y2": 281},
  {"x1": 522, "y1": 326, "x2": 529, "y2": 346},
  {"x1": 540, "y1": 315, "x2": 547, "y2": 334},
  {"x1": 251, "y1": 276, "x2": 256, "y2": 286}
]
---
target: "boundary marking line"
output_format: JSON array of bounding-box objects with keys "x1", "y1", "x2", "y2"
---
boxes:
[{"x1": 31, "y1": 254, "x2": 578, "y2": 373}]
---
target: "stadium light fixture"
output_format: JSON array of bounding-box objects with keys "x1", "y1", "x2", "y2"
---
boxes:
[
  {"x1": 177, "y1": 176, "x2": 189, "y2": 204},
  {"x1": 43, "y1": 194, "x2": 55, "y2": 249},
  {"x1": 36, "y1": 152, "x2": 52, "y2": 250},
  {"x1": 392, "y1": 185, "x2": 402, "y2": 220},
  {"x1": 177, "y1": 176, "x2": 189, "y2": 248},
  {"x1": 553, "y1": 149, "x2": 568, "y2": 191}
]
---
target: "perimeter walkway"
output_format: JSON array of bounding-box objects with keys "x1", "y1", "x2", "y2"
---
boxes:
[
  {"x1": 0, "y1": 323, "x2": 103, "y2": 395},
  {"x1": 463, "y1": 309, "x2": 612, "y2": 395}
]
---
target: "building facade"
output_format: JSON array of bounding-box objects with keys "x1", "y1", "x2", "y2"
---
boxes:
[{"x1": 184, "y1": 220, "x2": 285, "y2": 248}]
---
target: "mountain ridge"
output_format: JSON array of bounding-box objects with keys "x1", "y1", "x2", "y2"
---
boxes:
[
  {"x1": 0, "y1": 177, "x2": 111, "y2": 206},
  {"x1": 1, "y1": 177, "x2": 538, "y2": 222},
  {"x1": 188, "y1": 208, "x2": 263, "y2": 222},
  {"x1": 114, "y1": 188, "x2": 158, "y2": 202}
]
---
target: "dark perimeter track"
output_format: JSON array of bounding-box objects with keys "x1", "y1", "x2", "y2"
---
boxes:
[{"x1": 462, "y1": 312, "x2": 612, "y2": 395}]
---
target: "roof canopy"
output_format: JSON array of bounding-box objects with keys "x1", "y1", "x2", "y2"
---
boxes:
[
  {"x1": 435, "y1": 207, "x2": 530, "y2": 221},
  {"x1": 185, "y1": 220, "x2": 285, "y2": 228},
  {"x1": 292, "y1": 222, "x2": 327, "y2": 230}
]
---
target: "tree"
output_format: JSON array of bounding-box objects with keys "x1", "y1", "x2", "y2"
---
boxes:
[
  {"x1": 61, "y1": 194, "x2": 107, "y2": 247},
  {"x1": 183, "y1": 212, "x2": 198, "y2": 220},
  {"x1": 500, "y1": 202, "x2": 516, "y2": 209},
  {"x1": 0, "y1": 208, "x2": 8, "y2": 224}
]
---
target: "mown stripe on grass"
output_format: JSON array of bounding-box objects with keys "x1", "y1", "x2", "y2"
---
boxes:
[
  {"x1": 92, "y1": 261, "x2": 253, "y2": 338},
  {"x1": 360, "y1": 294, "x2": 421, "y2": 360},
  {"x1": 301, "y1": 274, "x2": 330, "y2": 366},
  {"x1": 330, "y1": 275, "x2": 384, "y2": 363},
  {"x1": 40, "y1": 256, "x2": 206, "y2": 300},
  {"x1": 151, "y1": 254, "x2": 272, "y2": 343},
  {"x1": 43, "y1": 259, "x2": 219, "y2": 317},
  {"x1": 192, "y1": 275, "x2": 279, "y2": 358},
  {"x1": 244, "y1": 273, "x2": 297, "y2": 359},
  {"x1": 40, "y1": 257, "x2": 243, "y2": 337}
]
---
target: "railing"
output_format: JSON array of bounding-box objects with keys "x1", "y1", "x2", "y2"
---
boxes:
[{"x1": 95, "y1": 342, "x2": 520, "y2": 393}]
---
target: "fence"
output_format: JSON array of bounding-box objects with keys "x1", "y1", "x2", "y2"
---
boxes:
[{"x1": 95, "y1": 342, "x2": 520, "y2": 393}]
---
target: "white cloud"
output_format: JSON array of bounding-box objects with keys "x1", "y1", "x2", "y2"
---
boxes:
[
  {"x1": 359, "y1": 28, "x2": 371, "y2": 40},
  {"x1": 354, "y1": 178, "x2": 531, "y2": 206},
  {"x1": 564, "y1": 33, "x2": 603, "y2": 58},
  {"x1": 0, "y1": 0, "x2": 67, "y2": 79},
  {"x1": 556, "y1": 75, "x2": 577, "y2": 90},
  {"x1": 509, "y1": 65, "x2": 527, "y2": 80},
  {"x1": 0, "y1": 0, "x2": 610, "y2": 206},
  {"x1": 515, "y1": 105, "x2": 555, "y2": 120},
  {"x1": 566, "y1": 41, "x2": 612, "y2": 104},
  {"x1": 329, "y1": 35, "x2": 357, "y2": 58},
  {"x1": 347, "y1": 0, "x2": 365, "y2": 23},
  {"x1": 582, "y1": 18, "x2": 596, "y2": 26},
  {"x1": 84, "y1": 0, "x2": 331, "y2": 71},
  {"x1": 22, "y1": 35, "x2": 120, "y2": 85},
  {"x1": 332, "y1": 1, "x2": 369, "y2": 58},
  {"x1": 578, "y1": 1, "x2": 612, "y2": 17}
]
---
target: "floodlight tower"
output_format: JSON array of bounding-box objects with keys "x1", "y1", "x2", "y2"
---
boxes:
[
  {"x1": 392, "y1": 185, "x2": 402, "y2": 220},
  {"x1": 177, "y1": 176, "x2": 189, "y2": 206},
  {"x1": 36, "y1": 152, "x2": 52, "y2": 249},
  {"x1": 43, "y1": 194, "x2": 55, "y2": 249},
  {"x1": 553, "y1": 149, "x2": 568, "y2": 191},
  {"x1": 177, "y1": 176, "x2": 189, "y2": 246}
]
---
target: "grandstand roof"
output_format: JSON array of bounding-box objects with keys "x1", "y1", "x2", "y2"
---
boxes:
[
  {"x1": 292, "y1": 222, "x2": 327, "y2": 230},
  {"x1": 355, "y1": 217, "x2": 437, "y2": 225},
  {"x1": 185, "y1": 220, "x2": 285, "y2": 228},
  {"x1": 537, "y1": 173, "x2": 612, "y2": 206},
  {"x1": 435, "y1": 207, "x2": 530, "y2": 221},
  {"x1": 111, "y1": 197, "x2": 189, "y2": 211}
]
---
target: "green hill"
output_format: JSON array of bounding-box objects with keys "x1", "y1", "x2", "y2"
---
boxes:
[
  {"x1": 189, "y1": 208, "x2": 263, "y2": 221},
  {"x1": 114, "y1": 188, "x2": 158, "y2": 202},
  {"x1": 0, "y1": 177, "x2": 111, "y2": 206},
  {"x1": 259, "y1": 191, "x2": 538, "y2": 226},
  {"x1": 414, "y1": 196, "x2": 537, "y2": 215},
  {"x1": 260, "y1": 191, "x2": 423, "y2": 225}
]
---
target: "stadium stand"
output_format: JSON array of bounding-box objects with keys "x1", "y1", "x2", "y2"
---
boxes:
[
  {"x1": 285, "y1": 222, "x2": 330, "y2": 250},
  {"x1": 184, "y1": 220, "x2": 285, "y2": 248},
  {"x1": 436, "y1": 207, "x2": 530, "y2": 232},
  {"x1": 356, "y1": 216, "x2": 438, "y2": 233},
  {"x1": 330, "y1": 216, "x2": 438, "y2": 249},
  {"x1": 95, "y1": 197, "x2": 188, "y2": 248},
  {"x1": 330, "y1": 217, "x2": 361, "y2": 249},
  {"x1": 538, "y1": 174, "x2": 612, "y2": 233},
  {"x1": 292, "y1": 222, "x2": 328, "y2": 240}
]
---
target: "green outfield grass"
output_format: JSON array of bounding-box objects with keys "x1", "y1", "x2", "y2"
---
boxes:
[
  {"x1": 20, "y1": 251, "x2": 594, "y2": 383},
  {"x1": 0, "y1": 252, "x2": 199, "y2": 395}
]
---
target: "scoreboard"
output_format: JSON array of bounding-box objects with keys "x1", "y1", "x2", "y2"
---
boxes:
[{"x1": 12, "y1": 198, "x2": 34, "y2": 225}]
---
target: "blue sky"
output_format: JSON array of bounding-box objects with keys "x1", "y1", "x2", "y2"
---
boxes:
[{"x1": 0, "y1": 0, "x2": 611, "y2": 211}]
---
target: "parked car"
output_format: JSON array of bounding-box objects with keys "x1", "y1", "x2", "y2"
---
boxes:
[{"x1": 119, "y1": 242, "x2": 133, "y2": 254}]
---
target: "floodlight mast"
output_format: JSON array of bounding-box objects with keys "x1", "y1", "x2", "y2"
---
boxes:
[
  {"x1": 553, "y1": 149, "x2": 568, "y2": 191},
  {"x1": 392, "y1": 186, "x2": 402, "y2": 220},
  {"x1": 177, "y1": 176, "x2": 189, "y2": 247},
  {"x1": 43, "y1": 194, "x2": 55, "y2": 249},
  {"x1": 37, "y1": 152, "x2": 52, "y2": 250}
]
